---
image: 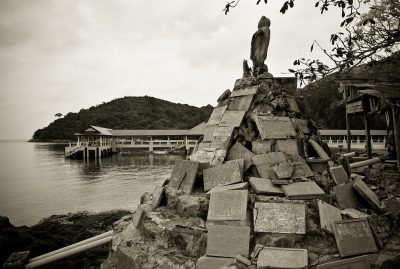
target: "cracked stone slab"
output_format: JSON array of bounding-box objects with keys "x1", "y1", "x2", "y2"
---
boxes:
[
  {"x1": 257, "y1": 247, "x2": 308, "y2": 269},
  {"x1": 219, "y1": 111, "x2": 246, "y2": 127},
  {"x1": 333, "y1": 183, "x2": 359, "y2": 209},
  {"x1": 353, "y1": 178, "x2": 382, "y2": 211},
  {"x1": 252, "y1": 152, "x2": 287, "y2": 166},
  {"x1": 230, "y1": 86, "x2": 258, "y2": 97},
  {"x1": 227, "y1": 142, "x2": 254, "y2": 172},
  {"x1": 282, "y1": 182, "x2": 325, "y2": 200},
  {"x1": 290, "y1": 154, "x2": 314, "y2": 178},
  {"x1": 207, "y1": 190, "x2": 248, "y2": 221},
  {"x1": 227, "y1": 95, "x2": 254, "y2": 111},
  {"x1": 206, "y1": 105, "x2": 227, "y2": 126},
  {"x1": 254, "y1": 202, "x2": 306, "y2": 234},
  {"x1": 196, "y1": 256, "x2": 235, "y2": 269},
  {"x1": 206, "y1": 182, "x2": 248, "y2": 197},
  {"x1": 317, "y1": 255, "x2": 371, "y2": 269},
  {"x1": 249, "y1": 177, "x2": 283, "y2": 195},
  {"x1": 318, "y1": 200, "x2": 342, "y2": 234},
  {"x1": 329, "y1": 165, "x2": 350, "y2": 185},
  {"x1": 275, "y1": 139, "x2": 299, "y2": 155},
  {"x1": 168, "y1": 160, "x2": 199, "y2": 194},
  {"x1": 203, "y1": 159, "x2": 243, "y2": 191}
]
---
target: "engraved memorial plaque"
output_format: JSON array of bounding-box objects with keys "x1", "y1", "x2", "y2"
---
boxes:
[
  {"x1": 206, "y1": 105, "x2": 227, "y2": 126},
  {"x1": 333, "y1": 183, "x2": 359, "y2": 209},
  {"x1": 219, "y1": 111, "x2": 246, "y2": 127},
  {"x1": 254, "y1": 202, "x2": 306, "y2": 234},
  {"x1": 203, "y1": 160, "x2": 243, "y2": 191},
  {"x1": 253, "y1": 116, "x2": 297, "y2": 139},
  {"x1": 207, "y1": 190, "x2": 248, "y2": 221},
  {"x1": 227, "y1": 95, "x2": 254, "y2": 111},
  {"x1": 332, "y1": 218, "x2": 378, "y2": 257},
  {"x1": 317, "y1": 255, "x2": 371, "y2": 269}
]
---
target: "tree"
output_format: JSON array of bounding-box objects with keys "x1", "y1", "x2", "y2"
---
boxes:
[
  {"x1": 54, "y1": 113, "x2": 63, "y2": 118},
  {"x1": 225, "y1": 0, "x2": 400, "y2": 85}
]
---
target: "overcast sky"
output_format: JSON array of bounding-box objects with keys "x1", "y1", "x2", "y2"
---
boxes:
[{"x1": 0, "y1": 0, "x2": 345, "y2": 139}]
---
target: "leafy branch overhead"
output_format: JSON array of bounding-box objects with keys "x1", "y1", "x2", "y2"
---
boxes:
[{"x1": 223, "y1": 0, "x2": 400, "y2": 85}]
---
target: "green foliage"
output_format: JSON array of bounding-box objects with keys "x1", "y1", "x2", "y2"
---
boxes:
[{"x1": 32, "y1": 96, "x2": 213, "y2": 141}]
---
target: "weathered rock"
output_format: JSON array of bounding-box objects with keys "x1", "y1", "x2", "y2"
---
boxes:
[
  {"x1": 165, "y1": 187, "x2": 209, "y2": 219},
  {"x1": 227, "y1": 142, "x2": 254, "y2": 172},
  {"x1": 251, "y1": 140, "x2": 273, "y2": 154},
  {"x1": 1, "y1": 251, "x2": 30, "y2": 269},
  {"x1": 275, "y1": 139, "x2": 299, "y2": 155},
  {"x1": 273, "y1": 161, "x2": 294, "y2": 179}
]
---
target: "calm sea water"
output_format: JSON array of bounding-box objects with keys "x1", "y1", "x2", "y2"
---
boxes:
[{"x1": 0, "y1": 140, "x2": 183, "y2": 226}]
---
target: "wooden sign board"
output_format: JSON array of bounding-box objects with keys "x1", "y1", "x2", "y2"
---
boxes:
[
  {"x1": 254, "y1": 116, "x2": 297, "y2": 139},
  {"x1": 203, "y1": 160, "x2": 243, "y2": 191},
  {"x1": 207, "y1": 190, "x2": 248, "y2": 221},
  {"x1": 249, "y1": 177, "x2": 283, "y2": 195},
  {"x1": 317, "y1": 255, "x2": 371, "y2": 269},
  {"x1": 318, "y1": 200, "x2": 342, "y2": 234},
  {"x1": 282, "y1": 182, "x2": 325, "y2": 200},
  {"x1": 227, "y1": 142, "x2": 254, "y2": 172},
  {"x1": 254, "y1": 202, "x2": 306, "y2": 234},
  {"x1": 169, "y1": 160, "x2": 199, "y2": 194},
  {"x1": 329, "y1": 165, "x2": 350, "y2": 185},
  {"x1": 333, "y1": 183, "x2": 359, "y2": 209},
  {"x1": 206, "y1": 105, "x2": 227, "y2": 126},
  {"x1": 227, "y1": 95, "x2": 254, "y2": 111},
  {"x1": 332, "y1": 219, "x2": 378, "y2": 257},
  {"x1": 219, "y1": 111, "x2": 246, "y2": 128},
  {"x1": 230, "y1": 86, "x2": 258, "y2": 97},
  {"x1": 206, "y1": 224, "x2": 250, "y2": 258},
  {"x1": 257, "y1": 247, "x2": 308, "y2": 269}
]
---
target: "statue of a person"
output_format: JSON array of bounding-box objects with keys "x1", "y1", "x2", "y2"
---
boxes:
[{"x1": 250, "y1": 16, "x2": 271, "y2": 77}]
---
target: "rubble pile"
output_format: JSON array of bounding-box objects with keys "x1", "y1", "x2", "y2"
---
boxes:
[
  {"x1": 100, "y1": 72, "x2": 400, "y2": 269},
  {"x1": 101, "y1": 16, "x2": 400, "y2": 269}
]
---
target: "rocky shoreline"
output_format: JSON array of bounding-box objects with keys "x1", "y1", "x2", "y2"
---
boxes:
[{"x1": 0, "y1": 210, "x2": 131, "y2": 269}]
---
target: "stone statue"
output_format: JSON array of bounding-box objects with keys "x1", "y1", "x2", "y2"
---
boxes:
[
  {"x1": 250, "y1": 16, "x2": 271, "y2": 77},
  {"x1": 242, "y1": 60, "x2": 252, "y2": 78}
]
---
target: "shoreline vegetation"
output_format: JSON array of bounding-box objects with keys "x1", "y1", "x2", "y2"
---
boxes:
[{"x1": 0, "y1": 210, "x2": 131, "y2": 268}]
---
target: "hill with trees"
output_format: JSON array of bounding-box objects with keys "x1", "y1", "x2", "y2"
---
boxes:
[{"x1": 31, "y1": 96, "x2": 213, "y2": 141}]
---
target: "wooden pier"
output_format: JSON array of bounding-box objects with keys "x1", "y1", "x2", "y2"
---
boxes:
[{"x1": 65, "y1": 124, "x2": 204, "y2": 159}]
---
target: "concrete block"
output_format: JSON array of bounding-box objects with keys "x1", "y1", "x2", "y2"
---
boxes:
[
  {"x1": 353, "y1": 178, "x2": 382, "y2": 211},
  {"x1": 333, "y1": 183, "x2": 359, "y2": 209},
  {"x1": 227, "y1": 142, "x2": 255, "y2": 172},
  {"x1": 317, "y1": 200, "x2": 342, "y2": 234},
  {"x1": 254, "y1": 202, "x2": 306, "y2": 234},
  {"x1": 332, "y1": 218, "x2": 378, "y2": 257},
  {"x1": 249, "y1": 177, "x2": 283, "y2": 195},
  {"x1": 203, "y1": 160, "x2": 243, "y2": 191},
  {"x1": 203, "y1": 125, "x2": 216, "y2": 142},
  {"x1": 257, "y1": 247, "x2": 308, "y2": 269},
  {"x1": 206, "y1": 224, "x2": 250, "y2": 258},
  {"x1": 168, "y1": 160, "x2": 199, "y2": 194},
  {"x1": 282, "y1": 182, "x2": 325, "y2": 200},
  {"x1": 196, "y1": 256, "x2": 234, "y2": 269},
  {"x1": 329, "y1": 165, "x2": 350, "y2": 185},
  {"x1": 252, "y1": 152, "x2": 287, "y2": 166}
]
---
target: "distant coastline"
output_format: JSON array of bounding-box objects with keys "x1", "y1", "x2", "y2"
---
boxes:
[{"x1": 27, "y1": 138, "x2": 70, "y2": 143}]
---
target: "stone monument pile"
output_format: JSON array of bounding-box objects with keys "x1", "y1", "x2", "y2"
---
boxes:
[{"x1": 101, "y1": 16, "x2": 400, "y2": 269}]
